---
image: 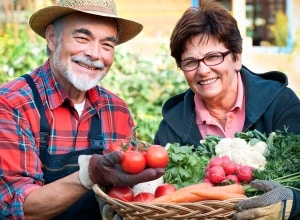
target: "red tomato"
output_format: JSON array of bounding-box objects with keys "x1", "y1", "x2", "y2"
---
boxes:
[
  {"x1": 108, "y1": 186, "x2": 134, "y2": 202},
  {"x1": 134, "y1": 192, "x2": 156, "y2": 202},
  {"x1": 139, "y1": 149, "x2": 147, "y2": 157},
  {"x1": 154, "y1": 183, "x2": 177, "y2": 198},
  {"x1": 121, "y1": 151, "x2": 146, "y2": 174},
  {"x1": 145, "y1": 145, "x2": 169, "y2": 168},
  {"x1": 209, "y1": 165, "x2": 226, "y2": 184}
]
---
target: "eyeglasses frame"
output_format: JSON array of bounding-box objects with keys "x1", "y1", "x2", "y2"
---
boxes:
[{"x1": 179, "y1": 50, "x2": 232, "y2": 72}]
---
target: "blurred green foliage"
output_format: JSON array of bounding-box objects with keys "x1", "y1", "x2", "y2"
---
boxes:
[
  {"x1": 0, "y1": 24, "x2": 48, "y2": 83},
  {"x1": 107, "y1": 45, "x2": 187, "y2": 141},
  {"x1": 0, "y1": 25, "x2": 187, "y2": 142}
]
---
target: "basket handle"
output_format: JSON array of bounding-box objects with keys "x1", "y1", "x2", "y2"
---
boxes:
[{"x1": 92, "y1": 184, "x2": 109, "y2": 199}]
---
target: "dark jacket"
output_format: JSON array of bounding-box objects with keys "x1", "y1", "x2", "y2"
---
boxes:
[{"x1": 154, "y1": 65, "x2": 300, "y2": 147}]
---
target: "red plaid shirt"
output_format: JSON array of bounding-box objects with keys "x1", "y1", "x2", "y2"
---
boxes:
[{"x1": 0, "y1": 60, "x2": 135, "y2": 219}]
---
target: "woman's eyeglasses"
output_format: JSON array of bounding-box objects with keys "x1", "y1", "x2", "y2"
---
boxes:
[{"x1": 179, "y1": 51, "x2": 232, "y2": 72}]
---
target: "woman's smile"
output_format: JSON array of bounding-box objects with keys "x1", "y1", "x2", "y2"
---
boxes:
[{"x1": 199, "y1": 77, "x2": 219, "y2": 85}]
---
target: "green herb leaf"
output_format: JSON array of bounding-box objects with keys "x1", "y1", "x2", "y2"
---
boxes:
[{"x1": 164, "y1": 143, "x2": 210, "y2": 188}]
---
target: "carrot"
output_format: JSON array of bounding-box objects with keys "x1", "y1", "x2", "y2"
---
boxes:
[
  {"x1": 190, "y1": 184, "x2": 247, "y2": 200},
  {"x1": 213, "y1": 184, "x2": 245, "y2": 194},
  {"x1": 172, "y1": 184, "x2": 246, "y2": 202},
  {"x1": 154, "y1": 192, "x2": 204, "y2": 204},
  {"x1": 151, "y1": 183, "x2": 247, "y2": 204},
  {"x1": 150, "y1": 182, "x2": 213, "y2": 204},
  {"x1": 190, "y1": 191, "x2": 247, "y2": 200}
]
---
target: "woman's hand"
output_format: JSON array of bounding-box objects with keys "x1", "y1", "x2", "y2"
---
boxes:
[{"x1": 233, "y1": 180, "x2": 295, "y2": 220}]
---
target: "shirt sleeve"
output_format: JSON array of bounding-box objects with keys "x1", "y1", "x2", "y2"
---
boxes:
[{"x1": 0, "y1": 87, "x2": 44, "y2": 219}]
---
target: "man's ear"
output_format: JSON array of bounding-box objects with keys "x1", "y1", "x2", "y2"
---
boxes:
[{"x1": 45, "y1": 25, "x2": 56, "y2": 52}]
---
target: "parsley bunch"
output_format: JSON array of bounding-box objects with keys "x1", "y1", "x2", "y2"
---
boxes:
[{"x1": 164, "y1": 143, "x2": 211, "y2": 189}]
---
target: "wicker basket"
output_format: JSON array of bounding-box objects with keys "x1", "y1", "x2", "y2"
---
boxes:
[{"x1": 92, "y1": 184, "x2": 245, "y2": 220}]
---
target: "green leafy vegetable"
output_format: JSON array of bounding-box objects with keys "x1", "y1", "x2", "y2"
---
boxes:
[
  {"x1": 164, "y1": 143, "x2": 210, "y2": 189},
  {"x1": 234, "y1": 129, "x2": 267, "y2": 144},
  {"x1": 198, "y1": 135, "x2": 223, "y2": 156},
  {"x1": 164, "y1": 129, "x2": 300, "y2": 194},
  {"x1": 253, "y1": 130, "x2": 300, "y2": 189}
]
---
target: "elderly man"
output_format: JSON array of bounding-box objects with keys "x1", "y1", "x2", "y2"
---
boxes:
[{"x1": 0, "y1": 0, "x2": 164, "y2": 219}]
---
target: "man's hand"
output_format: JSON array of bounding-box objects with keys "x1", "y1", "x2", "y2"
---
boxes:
[
  {"x1": 233, "y1": 180, "x2": 295, "y2": 220},
  {"x1": 78, "y1": 151, "x2": 165, "y2": 189}
]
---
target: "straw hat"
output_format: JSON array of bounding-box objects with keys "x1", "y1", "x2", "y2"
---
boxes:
[{"x1": 29, "y1": 0, "x2": 143, "y2": 45}]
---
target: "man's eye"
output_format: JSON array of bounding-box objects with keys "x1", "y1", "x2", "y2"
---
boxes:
[
  {"x1": 75, "y1": 36, "x2": 88, "y2": 42},
  {"x1": 101, "y1": 43, "x2": 115, "y2": 51},
  {"x1": 103, "y1": 43, "x2": 114, "y2": 48}
]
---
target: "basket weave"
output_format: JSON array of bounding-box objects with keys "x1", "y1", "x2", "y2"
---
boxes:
[{"x1": 92, "y1": 184, "x2": 245, "y2": 220}]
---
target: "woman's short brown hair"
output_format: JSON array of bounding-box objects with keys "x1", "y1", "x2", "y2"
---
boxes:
[{"x1": 170, "y1": 0, "x2": 243, "y2": 65}]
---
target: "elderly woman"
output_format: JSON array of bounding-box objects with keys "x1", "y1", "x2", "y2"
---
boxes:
[
  {"x1": 154, "y1": 1, "x2": 300, "y2": 219},
  {"x1": 155, "y1": 3, "x2": 300, "y2": 147}
]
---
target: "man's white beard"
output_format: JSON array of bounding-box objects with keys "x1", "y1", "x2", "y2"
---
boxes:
[
  {"x1": 67, "y1": 71, "x2": 105, "y2": 91},
  {"x1": 52, "y1": 44, "x2": 107, "y2": 91}
]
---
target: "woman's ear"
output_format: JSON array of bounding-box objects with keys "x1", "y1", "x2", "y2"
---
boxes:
[
  {"x1": 45, "y1": 24, "x2": 56, "y2": 52},
  {"x1": 234, "y1": 53, "x2": 242, "y2": 71}
]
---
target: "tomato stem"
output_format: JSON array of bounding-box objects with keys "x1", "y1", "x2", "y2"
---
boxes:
[{"x1": 129, "y1": 126, "x2": 139, "y2": 150}]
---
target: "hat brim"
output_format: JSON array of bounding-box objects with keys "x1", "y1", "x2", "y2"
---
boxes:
[{"x1": 29, "y1": 6, "x2": 143, "y2": 45}]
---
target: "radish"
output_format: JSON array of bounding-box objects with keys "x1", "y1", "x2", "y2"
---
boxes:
[
  {"x1": 205, "y1": 171, "x2": 210, "y2": 179},
  {"x1": 223, "y1": 161, "x2": 237, "y2": 175},
  {"x1": 209, "y1": 157, "x2": 224, "y2": 168},
  {"x1": 205, "y1": 165, "x2": 210, "y2": 172},
  {"x1": 236, "y1": 166, "x2": 253, "y2": 183},
  {"x1": 225, "y1": 174, "x2": 240, "y2": 184},
  {"x1": 220, "y1": 155, "x2": 230, "y2": 165},
  {"x1": 202, "y1": 178, "x2": 214, "y2": 185},
  {"x1": 209, "y1": 165, "x2": 226, "y2": 184}
]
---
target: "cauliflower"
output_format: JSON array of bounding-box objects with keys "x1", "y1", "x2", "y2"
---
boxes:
[{"x1": 214, "y1": 137, "x2": 268, "y2": 170}]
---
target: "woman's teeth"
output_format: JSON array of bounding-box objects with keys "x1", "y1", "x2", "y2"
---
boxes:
[{"x1": 199, "y1": 78, "x2": 218, "y2": 85}]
